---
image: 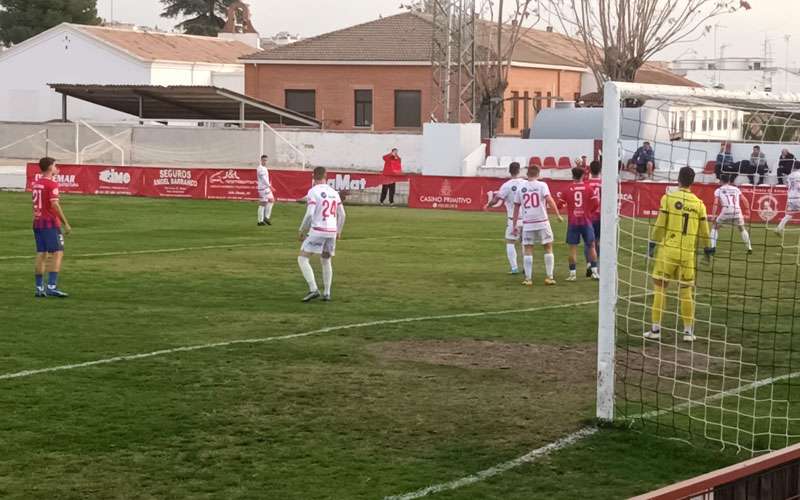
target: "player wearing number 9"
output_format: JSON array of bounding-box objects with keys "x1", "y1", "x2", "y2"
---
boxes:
[
  {"x1": 645, "y1": 166, "x2": 712, "y2": 342},
  {"x1": 31, "y1": 157, "x2": 72, "y2": 298}
]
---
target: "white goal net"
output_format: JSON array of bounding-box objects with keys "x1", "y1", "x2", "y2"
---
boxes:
[{"x1": 597, "y1": 82, "x2": 800, "y2": 454}]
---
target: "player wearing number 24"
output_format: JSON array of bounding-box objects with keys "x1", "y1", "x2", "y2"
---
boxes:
[{"x1": 645, "y1": 167, "x2": 712, "y2": 343}]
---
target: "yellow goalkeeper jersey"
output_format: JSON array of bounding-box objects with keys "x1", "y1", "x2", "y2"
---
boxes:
[{"x1": 650, "y1": 187, "x2": 711, "y2": 252}]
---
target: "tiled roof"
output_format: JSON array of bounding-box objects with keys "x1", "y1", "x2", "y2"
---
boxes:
[
  {"x1": 76, "y1": 24, "x2": 254, "y2": 64},
  {"x1": 242, "y1": 12, "x2": 584, "y2": 68}
]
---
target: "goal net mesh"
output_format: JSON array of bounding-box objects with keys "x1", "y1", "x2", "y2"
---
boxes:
[{"x1": 608, "y1": 86, "x2": 800, "y2": 454}]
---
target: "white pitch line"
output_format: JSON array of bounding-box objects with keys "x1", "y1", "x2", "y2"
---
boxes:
[
  {"x1": 0, "y1": 235, "x2": 409, "y2": 261},
  {"x1": 0, "y1": 299, "x2": 600, "y2": 382},
  {"x1": 383, "y1": 427, "x2": 598, "y2": 500}
]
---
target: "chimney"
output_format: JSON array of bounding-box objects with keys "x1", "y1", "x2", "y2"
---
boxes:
[{"x1": 546, "y1": 26, "x2": 554, "y2": 32}]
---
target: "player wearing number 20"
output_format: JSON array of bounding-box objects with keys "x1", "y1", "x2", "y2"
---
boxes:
[
  {"x1": 646, "y1": 167, "x2": 712, "y2": 342},
  {"x1": 31, "y1": 157, "x2": 72, "y2": 298},
  {"x1": 297, "y1": 167, "x2": 346, "y2": 303},
  {"x1": 511, "y1": 165, "x2": 563, "y2": 286}
]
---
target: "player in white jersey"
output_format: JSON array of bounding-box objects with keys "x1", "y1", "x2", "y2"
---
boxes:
[
  {"x1": 298, "y1": 167, "x2": 346, "y2": 302},
  {"x1": 511, "y1": 165, "x2": 563, "y2": 286},
  {"x1": 257, "y1": 155, "x2": 274, "y2": 226},
  {"x1": 710, "y1": 173, "x2": 752, "y2": 254},
  {"x1": 776, "y1": 166, "x2": 800, "y2": 234},
  {"x1": 484, "y1": 162, "x2": 525, "y2": 274}
]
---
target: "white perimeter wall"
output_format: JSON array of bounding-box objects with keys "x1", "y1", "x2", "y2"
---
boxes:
[
  {"x1": 0, "y1": 26, "x2": 150, "y2": 122},
  {"x1": 277, "y1": 129, "x2": 424, "y2": 173}
]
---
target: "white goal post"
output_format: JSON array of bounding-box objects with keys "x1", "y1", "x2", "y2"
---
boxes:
[{"x1": 596, "y1": 80, "x2": 800, "y2": 437}]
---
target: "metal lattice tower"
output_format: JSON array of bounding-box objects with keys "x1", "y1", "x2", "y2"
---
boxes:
[{"x1": 430, "y1": 0, "x2": 477, "y2": 123}]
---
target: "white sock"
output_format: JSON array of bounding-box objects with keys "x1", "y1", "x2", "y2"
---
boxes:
[
  {"x1": 321, "y1": 258, "x2": 333, "y2": 296},
  {"x1": 778, "y1": 215, "x2": 792, "y2": 232},
  {"x1": 297, "y1": 256, "x2": 317, "y2": 292},
  {"x1": 257, "y1": 205, "x2": 265, "y2": 222},
  {"x1": 710, "y1": 227, "x2": 718, "y2": 248},
  {"x1": 265, "y1": 202, "x2": 274, "y2": 219},
  {"x1": 523, "y1": 255, "x2": 533, "y2": 280},
  {"x1": 544, "y1": 253, "x2": 555, "y2": 279},
  {"x1": 741, "y1": 229, "x2": 752, "y2": 250},
  {"x1": 506, "y1": 244, "x2": 518, "y2": 270}
]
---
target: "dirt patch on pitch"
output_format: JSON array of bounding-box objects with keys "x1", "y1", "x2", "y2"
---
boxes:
[{"x1": 368, "y1": 340, "x2": 595, "y2": 383}]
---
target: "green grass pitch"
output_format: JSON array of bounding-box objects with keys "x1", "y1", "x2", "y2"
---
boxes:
[{"x1": 0, "y1": 191, "x2": 758, "y2": 499}]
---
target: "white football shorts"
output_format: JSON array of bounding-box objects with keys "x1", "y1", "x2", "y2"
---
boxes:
[
  {"x1": 301, "y1": 235, "x2": 336, "y2": 257},
  {"x1": 258, "y1": 188, "x2": 274, "y2": 204},
  {"x1": 787, "y1": 198, "x2": 800, "y2": 213},
  {"x1": 522, "y1": 225, "x2": 554, "y2": 246},
  {"x1": 505, "y1": 219, "x2": 522, "y2": 240},
  {"x1": 716, "y1": 211, "x2": 745, "y2": 226}
]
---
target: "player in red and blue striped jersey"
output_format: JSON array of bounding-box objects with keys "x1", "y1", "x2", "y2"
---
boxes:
[
  {"x1": 585, "y1": 160, "x2": 602, "y2": 277},
  {"x1": 562, "y1": 167, "x2": 599, "y2": 281},
  {"x1": 31, "y1": 157, "x2": 71, "y2": 297}
]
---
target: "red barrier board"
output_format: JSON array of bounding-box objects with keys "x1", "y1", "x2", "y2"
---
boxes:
[
  {"x1": 408, "y1": 175, "x2": 791, "y2": 224},
  {"x1": 139, "y1": 167, "x2": 206, "y2": 199}
]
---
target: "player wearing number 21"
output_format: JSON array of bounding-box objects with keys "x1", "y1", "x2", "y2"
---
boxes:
[
  {"x1": 297, "y1": 167, "x2": 346, "y2": 303},
  {"x1": 511, "y1": 165, "x2": 563, "y2": 286},
  {"x1": 31, "y1": 157, "x2": 72, "y2": 298},
  {"x1": 645, "y1": 167, "x2": 712, "y2": 342}
]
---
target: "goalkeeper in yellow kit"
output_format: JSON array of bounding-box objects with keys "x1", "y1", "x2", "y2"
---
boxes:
[{"x1": 644, "y1": 167, "x2": 712, "y2": 342}]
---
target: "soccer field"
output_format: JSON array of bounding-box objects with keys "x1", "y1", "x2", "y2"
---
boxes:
[{"x1": 0, "y1": 191, "x2": 743, "y2": 499}]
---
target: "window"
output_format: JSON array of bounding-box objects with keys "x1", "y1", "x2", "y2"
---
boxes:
[
  {"x1": 394, "y1": 90, "x2": 421, "y2": 128},
  {"x1": 510, "y1": 91, "x2": 519, "y2": 129},
  {"x1": 753, "y1": 61, "x2": 762, "y2": 70},
  {"x1": 534, "y1": 91, "x2": 542, "y2": 112},
  {"x1": 285, "y1": 90, "x2": 316, "y2": 118},
  {"x1": 690, "y1": 111, "x2": 697, "y2": 132},
  {"x1": 523, "y1": 91, "x2": 530, "y2": 129},
  {"x1": 723, "y1": 110, "x2": 729, "y2": 129},
  {"x1": 679, "y1": 112, "x2": 686, "y2": 134},
  {"x1": 717, "y1": 111, "x2": 722, "y2": 130},
  {"x1": 354, "y1": 89, "x2": 372, "y2": 127},
  {"x1": 702, "y1": 111, "x2": 708, "y2": 131}
]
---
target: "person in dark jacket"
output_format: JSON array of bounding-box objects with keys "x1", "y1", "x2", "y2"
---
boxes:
[
  {"x1": 715, "y1": 142, "x2": 735, "y2": 180},
  {"x1": 778, "y1": 149, "x2": 796, "y2": 185},
  {"x1": 629, "y1": 142, "x2": 655, "y2": 179},
  {"x1": 381, "y1": 148, "x2": 402, "y2": 205},
  {"x1": 738, "y1": 145, "x2": 769, "y2": 185}
]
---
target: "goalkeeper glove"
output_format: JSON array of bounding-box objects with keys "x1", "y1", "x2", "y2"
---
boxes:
[
  {"x1": 647, "y1": 242, "x2": 657, "y2": 258},
  {"x1": 704, "y1": 247, "x2": 716, "y2": 258}
]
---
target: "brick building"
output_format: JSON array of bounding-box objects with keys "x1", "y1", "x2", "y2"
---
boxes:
[{"x1": 242, "y1": 12, "x2": 696, "y2": 135}]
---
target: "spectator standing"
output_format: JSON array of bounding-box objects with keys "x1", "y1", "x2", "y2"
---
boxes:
[
  {"x1": 630, "y1": 142, "x2": 655, "y2": 180},
  {"x1": 381, "y1": 148, "x2": 402, "y2": 206},
  {"x1": 778, "y1": 149, "x2": 796, "y2": 185}
]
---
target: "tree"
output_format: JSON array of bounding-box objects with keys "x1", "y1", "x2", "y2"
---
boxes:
[
  {"x1": 160, "y1": 0, "x2": 238, "y2": 36},
  {"x1": 544, "y1": 0, "x2": 752, "y2": 92},
  {"x1": 475, "y1": 0, "x2": 539, "y2": 137},
  {"x1": 0, "y1": 0, "x2": 100, "y2": 46}
]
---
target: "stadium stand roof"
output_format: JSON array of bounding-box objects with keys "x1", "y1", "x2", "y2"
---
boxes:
[{"x1": 48, "y1": 84, "x2": 321, "y2": 127}]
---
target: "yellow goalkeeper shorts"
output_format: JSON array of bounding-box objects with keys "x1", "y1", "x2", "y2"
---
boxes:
[{"x1": 652, "y1": 246, "x2": 696, "y2": 284}]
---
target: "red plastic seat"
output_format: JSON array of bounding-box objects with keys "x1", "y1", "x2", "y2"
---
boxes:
[
  {"x1": 543, "y1": 156, "x2": 557, "y2": 169},
  {"x1": 529, "y1": 156, "x2": 542, "y2": 167},
  {"x1": 703, "y1": 160, "x2": 716, "y2": 174},
  {"x1": 557, "y1": 156, "x2": 572, "y2": 169}
]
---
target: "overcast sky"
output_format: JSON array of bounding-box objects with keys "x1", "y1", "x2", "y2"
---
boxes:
[{"x1": 96, "y1": 0, "x2": 800, "y2": 64}]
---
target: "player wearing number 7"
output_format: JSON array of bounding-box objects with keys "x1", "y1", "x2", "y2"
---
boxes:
[
  {"x1": 645, "y1": 167, "x2": 712, "y2": 342},
  {"x1": 297, "y1": 167, "x2": 346, "y2": 302},
  {"x1": 511, "y1": 165, "x2": 563, "y2": 286}
]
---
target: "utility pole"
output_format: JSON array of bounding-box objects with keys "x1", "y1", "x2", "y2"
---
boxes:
[{"x1": 430, "y1": 0, "x2": 477, "y2": 123}]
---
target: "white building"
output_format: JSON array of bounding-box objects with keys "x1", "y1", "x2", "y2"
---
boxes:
[
  {"x1": 0, "y1": 23, "x2": 256, "y2": 122},
  {"x1": 670, "y1": 57, "x2": 800, "y2": 94}
]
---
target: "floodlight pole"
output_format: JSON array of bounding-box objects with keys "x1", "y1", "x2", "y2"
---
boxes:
[{"x1": 597, "y1": 81, "x2": 621, "y2": 421}]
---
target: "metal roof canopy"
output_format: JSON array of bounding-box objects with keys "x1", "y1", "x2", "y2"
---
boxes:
[{"x1": 48, "y1": 84, "x2": 321, "y2": 128}]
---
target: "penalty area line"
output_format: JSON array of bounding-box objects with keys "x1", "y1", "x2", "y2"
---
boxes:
[
  {"x1": 0, "y1": 299, "x2": 600, "y2": 382},
  {"x1": 383, "y1": 427, "x2": 598, "y2": 500}
]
